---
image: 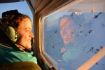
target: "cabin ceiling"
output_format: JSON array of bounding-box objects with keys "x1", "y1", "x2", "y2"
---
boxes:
[{"x1": 30, "y1": 0, "x2": 105, "y2": 16}]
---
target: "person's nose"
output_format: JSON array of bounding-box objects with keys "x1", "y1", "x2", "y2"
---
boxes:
[{"x1": 30, "y1": 32, "x2": 34, "y2": 38}]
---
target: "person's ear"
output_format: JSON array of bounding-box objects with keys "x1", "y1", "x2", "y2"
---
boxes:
[{"x1": 6, "y1": 26, "x2": 20, "y2": 43}]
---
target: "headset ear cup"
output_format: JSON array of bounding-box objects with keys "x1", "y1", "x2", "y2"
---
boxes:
[{"x1": 6, "y1": 26, "x2": 18, "y2": 43}]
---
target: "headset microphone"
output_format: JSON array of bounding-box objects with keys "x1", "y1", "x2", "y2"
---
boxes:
[{"x1": 16, "y1": 38, "x2": 34, "y2": 52}]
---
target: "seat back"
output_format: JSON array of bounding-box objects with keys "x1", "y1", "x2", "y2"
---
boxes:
[{"x1": 0, "y1": 61, "x2": 41, "y2": 70}]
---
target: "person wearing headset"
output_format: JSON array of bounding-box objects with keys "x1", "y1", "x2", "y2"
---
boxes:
[{"x1": 0, "y1": 10, "x2": 41, "y2": 70}]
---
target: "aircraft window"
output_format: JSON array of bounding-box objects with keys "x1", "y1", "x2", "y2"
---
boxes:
[
  {"x1": 43, "y1": 11, "x2": 105, "y2": 70},
  {"x1": 43, "y1": 0, "x2": 105, "y2": 69}
]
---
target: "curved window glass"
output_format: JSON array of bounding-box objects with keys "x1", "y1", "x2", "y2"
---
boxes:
[{"x1": 43, "y1": 0, "x2": 105, "y2": 70}]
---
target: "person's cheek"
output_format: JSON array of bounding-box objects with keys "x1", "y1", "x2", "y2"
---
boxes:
[{"x1": 20, "y1": 31, "x2": 27, "y2": 37}]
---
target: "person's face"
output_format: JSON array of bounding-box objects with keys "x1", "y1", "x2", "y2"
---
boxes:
[
  {"x1": 60, "y1": 17, "x2": 73, "y2": 45},
  {"x1": 16, "y1": 18, "x2": 33, "y2": 50}
]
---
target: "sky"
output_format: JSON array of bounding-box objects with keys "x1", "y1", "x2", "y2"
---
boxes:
[{"x1": 0, "y1": 1, "x2": 32, "y2": 19}]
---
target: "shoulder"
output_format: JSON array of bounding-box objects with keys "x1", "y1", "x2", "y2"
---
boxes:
[
  {"x1": 0, "y1": 43, "x2": 13, "y2": 52},
  {"x1": 10, "y1": 51, "x2": 37, "y2": 64}
]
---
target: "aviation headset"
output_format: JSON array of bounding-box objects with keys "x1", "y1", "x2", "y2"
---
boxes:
[{"x1": 1, "y1": 10, "x2": 21, "y2": 43}]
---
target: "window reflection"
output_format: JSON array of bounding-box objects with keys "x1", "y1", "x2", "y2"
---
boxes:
[{"x1": 44, "y1": 12, "x2": 105, "y2": 70}]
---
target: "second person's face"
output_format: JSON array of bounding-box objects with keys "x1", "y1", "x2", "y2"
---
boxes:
[{"x1": 60, "y1": 17, "x2": 73, "y2": 45}]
